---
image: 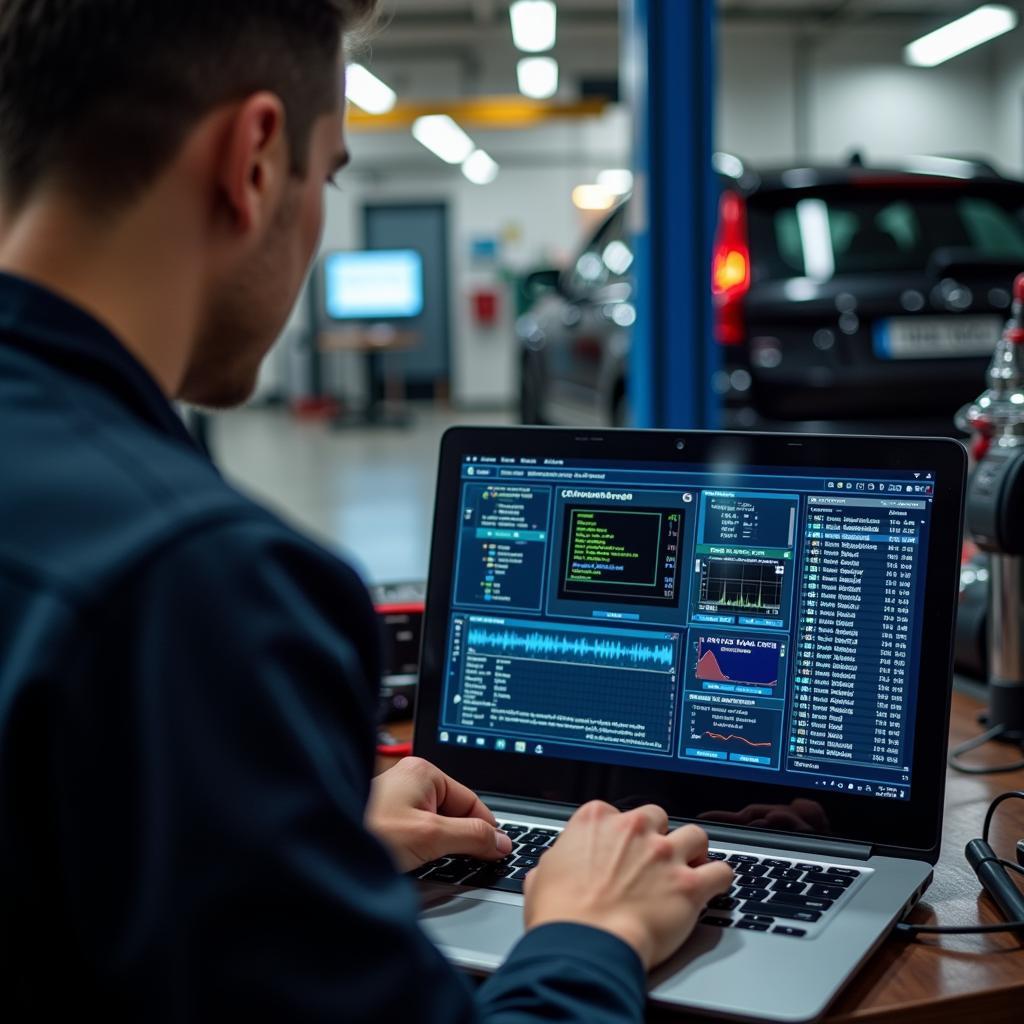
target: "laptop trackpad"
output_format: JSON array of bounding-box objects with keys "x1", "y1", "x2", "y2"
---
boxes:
[{"x1": 421, "y1": 890, "x2": 525, "y2": 965}]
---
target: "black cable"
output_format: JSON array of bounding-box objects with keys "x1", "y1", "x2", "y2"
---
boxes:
[
  {"x1": 896, "y1": 920, "x2": 1024, "y2": 936},
  {"x1": 897, "y1": 790, "x2": 1024, "y2": 941},
  {"x1": 983, "y1": 791, "x2": 1024, "y2": 843},
  {"x1": 948, "y1": 724, "x2": 1024, "y2": 774}
]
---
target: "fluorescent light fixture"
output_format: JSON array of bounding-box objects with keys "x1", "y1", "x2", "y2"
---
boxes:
[
  {"x1": 345, "y1": 63, "x2": 397, "y2": 114},
  {"x1": 904, "y1": 4, "x2": 1017, "y2": 67},
  {"x1": 572, "y1": 184, "x2": 616, "y2": 212},
  {"x1": 795, "y1": 198, "x2": 835, "y2": 283},
  {"x1": 462, "y1": 149, "x2": 499, "y2": 185},
  {"x1": 411, "y1": 115, "x2": 475, "y2": 165},
  {"x1": 602, "y1": 240, "x2": 635, "y2": 276},
  {"x1": 510, "y1": 0, "x2": 557, "y2": 53},
  {"x1": 597, "y1": 169, "x2": 634, "y2": 195},
  {"x1": 517, "y1": 56, "x2": 559, "y2": 99},
  {"x1": 712, "y1": 152, "x2": 745, "y2": 179}
]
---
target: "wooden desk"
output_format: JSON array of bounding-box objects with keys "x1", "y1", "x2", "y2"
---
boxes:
[
  {"x1": 826, "y1": 687, "x2": 1024, "y2": 1024},
  {"x1": 317, "y1": 326, "x2": 420, "y2": 354},
  {"x1": 379, "y1": 688, "x2": 1024, "y2": 1022},
  {"x1": 317, "y1": 327, "x2": 421, "y2": 426}
]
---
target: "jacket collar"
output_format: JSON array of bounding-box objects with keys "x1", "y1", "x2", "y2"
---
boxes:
[{"x1": 0, "y1": 270, "x2": 197, "y2": 446}]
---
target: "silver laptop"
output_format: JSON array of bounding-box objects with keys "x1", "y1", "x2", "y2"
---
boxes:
[{"x1": 411, "y1": 427, "x2": 966, "y2": 1023}]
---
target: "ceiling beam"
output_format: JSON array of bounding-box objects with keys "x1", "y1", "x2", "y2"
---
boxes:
[{"x1": 347, "y1": 94, "x2": 610, "y2": 132}]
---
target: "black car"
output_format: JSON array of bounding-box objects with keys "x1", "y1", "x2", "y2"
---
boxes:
[{"x1": 518, "y1": 156, "x2": 1024, "y2": 431}]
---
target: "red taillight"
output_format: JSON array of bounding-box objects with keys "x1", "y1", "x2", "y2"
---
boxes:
[{"x1": 712, "y1": 191, "x2": 750, "y2": 345}]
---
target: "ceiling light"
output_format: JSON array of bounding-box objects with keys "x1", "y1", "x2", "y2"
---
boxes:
[
  {"x1": 597, "y1": 169, "x2": 634, "y2": 195},
  {"x1": 462, "y1": 149, "x2": 500, "y2": 185},
  {"x1": 510, "y1": 0, "x2": 557, "y2": 53},
  {"x1": 904, "y1": 4, "x2": 1017, "y2": 68},
  {"x1": 572, "y1": 185, "x2": 616, "y2": 212},
  {"x1": 517, "y1": 56, "x2": 559, "y2": 100},
  {"x1": 712, "y1": 152, "x2": 746, "y2": 179},
  {"x1": 603, "y1": 240, "x2": 635, "y2": 276},
  {"x1": 411, "y1": 115, "x2": 475, "y2": 165},
  {"x1": 345, "y1": 63, "x2": 397, "y2": 115}
]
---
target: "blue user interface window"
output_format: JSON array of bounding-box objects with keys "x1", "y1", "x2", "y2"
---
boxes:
[{"x1": 439, "y1": 457, "x2": 936, "y2": 801}]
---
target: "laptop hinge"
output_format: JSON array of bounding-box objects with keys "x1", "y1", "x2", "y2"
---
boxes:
[
  {"x1": 481, "y1": 795, "x2": 874, "y2": 862},
  {"x1": 481, "y1": 795, "x2": 575, "y2": 822},
  {"x1": 681, "y1": 822, "x2": 873, "y2": 861}
]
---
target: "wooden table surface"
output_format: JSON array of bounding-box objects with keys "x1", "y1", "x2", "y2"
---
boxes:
[
  {"x1": 826, "y1": 687, "x2": 1024, "y2": 1024},
  {"x1": 379, "y1": 687, "x2": 1024, "y2": 1022}
]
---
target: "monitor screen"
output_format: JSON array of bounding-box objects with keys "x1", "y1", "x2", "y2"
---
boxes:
[
  {"x1": 323, "y1": 249, "x2": 424, "y2": 321},
  {"x1": 435, "y1": 453, "x2": 938, "y2": 804}
]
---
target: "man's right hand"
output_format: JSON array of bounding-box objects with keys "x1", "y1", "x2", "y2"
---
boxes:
[{"x1": 523, "y1": 801, "x2": 734, "y2": 971}]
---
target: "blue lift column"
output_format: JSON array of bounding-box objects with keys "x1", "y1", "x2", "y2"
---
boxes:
[{"x1": 624, "y1": 0, "x2": 719, "y2": 429}]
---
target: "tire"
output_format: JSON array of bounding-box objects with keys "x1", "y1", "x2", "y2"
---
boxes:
[
  {"x1": 520, "y1": 352, "x2": 546, "y2": 425},
  {"x1": 612, "y1": 381, "x2": 630, "y2": 427}
]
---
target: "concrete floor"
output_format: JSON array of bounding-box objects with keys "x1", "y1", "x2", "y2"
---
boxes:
[{"x1": 212, "y1": 405, "x2": 513, "y2": 585}]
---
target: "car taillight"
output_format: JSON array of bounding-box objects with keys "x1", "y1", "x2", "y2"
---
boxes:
[{"x1": 712, "y1": 190, "x2": 750, "y2": 346}]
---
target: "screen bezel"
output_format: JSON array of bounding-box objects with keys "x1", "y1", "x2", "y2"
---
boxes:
[
  {"x1": 321, "y1": 249, "x2": 425, "y2": 322},
  {"x1": 413, "y1": 427, "x2": 967, "y2": 863}
]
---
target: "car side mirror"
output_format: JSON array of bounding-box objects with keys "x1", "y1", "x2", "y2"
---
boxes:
[{"x1": 524, "y1": 268, "x2": 564, "y2": 301}]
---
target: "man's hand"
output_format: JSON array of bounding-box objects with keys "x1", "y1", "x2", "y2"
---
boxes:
[
  {"x1": 366, "y1": 757, "x2": 513, "y2": 872},
  {"x1": 524, "y1": 801, "x2": 733, "y2": 971}
]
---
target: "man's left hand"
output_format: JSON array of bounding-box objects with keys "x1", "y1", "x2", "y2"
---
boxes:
[{"x1": 366, "y1": 757, "x2": 513, "y2": 872}]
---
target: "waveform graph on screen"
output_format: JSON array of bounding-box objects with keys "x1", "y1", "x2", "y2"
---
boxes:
[
  {"x1": 448, "y1": 615, "x2": 682, "y2": 757},
  {"x1": 694, "y1": 634, "x2": 783, "y2": 690},
  {"x1": 698, "y1": 556, "x2": 784, "y2": 614},
  {"x1": 466, "y1": 622, "x2": 677, "y2": 672}
]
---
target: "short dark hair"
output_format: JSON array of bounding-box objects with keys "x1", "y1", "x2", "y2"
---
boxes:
[{"x1": 0, "y1": 0, "x2": 379, "y2": 211}]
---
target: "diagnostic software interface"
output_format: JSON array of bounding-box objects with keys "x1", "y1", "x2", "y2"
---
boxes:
[{"x1": 438, "y1": 455, "x2": 937, "y2": 802}]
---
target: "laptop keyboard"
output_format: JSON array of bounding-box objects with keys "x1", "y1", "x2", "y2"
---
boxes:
[
  {"x1": 415, "y1": 822, "x2": 559, "y2": 892},
  {"x1": 415, "y1": 820, "x2": 867, "y2": 939}
]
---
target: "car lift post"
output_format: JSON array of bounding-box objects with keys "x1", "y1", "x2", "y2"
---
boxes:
[{"x1": 623, "y1": 0, "x2": 720, "y2": 429}]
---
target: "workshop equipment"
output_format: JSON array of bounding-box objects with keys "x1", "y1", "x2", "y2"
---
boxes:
[{"x1": 960, "y1": 273, "x2": 1024, "y2": 744}]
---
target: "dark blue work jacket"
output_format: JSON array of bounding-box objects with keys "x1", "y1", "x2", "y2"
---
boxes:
[{"x1": 0, "y1": 273, "x2": 644, "y2": 1021}]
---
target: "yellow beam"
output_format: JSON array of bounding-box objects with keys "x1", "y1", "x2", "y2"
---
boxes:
[{"x1": 347, "y1": 95, "x2": 610, "y2": 133}]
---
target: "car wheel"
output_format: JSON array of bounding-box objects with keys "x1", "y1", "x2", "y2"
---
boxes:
[
  {"x1": 612, "y1": 382, "x2": 630, "y2": 427},
  {"x1": 520, "y1": 352, "x2": 546, "y2": 425}
]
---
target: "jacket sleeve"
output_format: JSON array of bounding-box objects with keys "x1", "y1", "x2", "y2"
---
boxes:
[{"x1": 58, "y1": 517, "x2": 646, "y2": 1023}]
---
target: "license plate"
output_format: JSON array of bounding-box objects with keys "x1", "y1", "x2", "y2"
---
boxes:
[{"x1": 873, "y1": 316, "x2": 1001, "y2": 360}]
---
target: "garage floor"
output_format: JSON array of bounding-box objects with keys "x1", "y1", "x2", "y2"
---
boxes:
[{"x1": 213, "y1": 405, "x2": 514, "y2": 585}]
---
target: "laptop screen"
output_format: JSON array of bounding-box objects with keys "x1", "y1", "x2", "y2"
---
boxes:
[{"x1": 434, "y1": 452, "x2": 939, "y2": 804}]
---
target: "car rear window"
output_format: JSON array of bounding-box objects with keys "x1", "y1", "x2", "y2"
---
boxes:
[{"x1": 748, "y1": 186, "x2": 1024, "y2": 282}]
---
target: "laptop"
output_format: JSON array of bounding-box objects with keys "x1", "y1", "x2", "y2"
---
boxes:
[{"x1": 411, "y1": 426, "x2": 966, "y2": 1023}]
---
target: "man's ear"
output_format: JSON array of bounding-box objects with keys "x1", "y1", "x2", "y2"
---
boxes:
[{"x1": 218, "y1": 92, "x2": 288, "y2": 235}]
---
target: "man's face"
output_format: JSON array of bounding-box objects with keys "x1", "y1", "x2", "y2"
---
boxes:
[{"x1": 179, "y1": 99, "x2": 348, "y2": 409}]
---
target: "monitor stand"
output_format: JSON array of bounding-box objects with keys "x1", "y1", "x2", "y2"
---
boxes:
[
  {"x1": 333, "y1": 349, "x2": 413, "y2": 430},
  {"x1": 317, "y1": 324, "x2": 419, "y2": 430}
]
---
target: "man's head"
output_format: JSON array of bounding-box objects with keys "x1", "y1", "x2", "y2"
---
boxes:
[{"x1": 0, "y1": 0, "x2": 379, "y2": 406}]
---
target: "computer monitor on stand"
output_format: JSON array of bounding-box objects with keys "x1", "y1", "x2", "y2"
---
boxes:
[{"x1": 319, "y1": 249, "x2": 425, "y2": 428}]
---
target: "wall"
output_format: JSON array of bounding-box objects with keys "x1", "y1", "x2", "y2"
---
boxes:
[
  {"x1": 717, "y1": 26, "x2": 799, "y2": 165},
  {"x1": 805, "y1": 28, "x2": 998, "y2": 168},
  {"x1": 993, "y1": 33, "x2": 1024, "y2": 175},
  {"x1": 718, "y1": 23, "x2": 1003, "y2": 170}
]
